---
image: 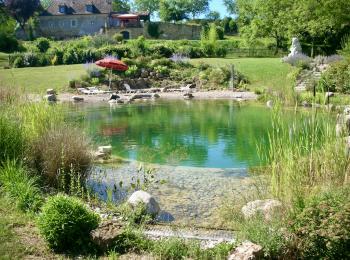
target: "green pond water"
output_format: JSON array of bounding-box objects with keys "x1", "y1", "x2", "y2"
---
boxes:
[{"x1": 69, "y1": 100, "x2": 272, "y2": 169}]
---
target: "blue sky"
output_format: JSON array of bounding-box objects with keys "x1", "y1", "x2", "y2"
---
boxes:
[{"x1": 209, "y1": 0, "x2": 229, "y2": 18}]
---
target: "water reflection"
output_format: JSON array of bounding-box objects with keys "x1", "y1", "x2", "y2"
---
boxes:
[{"x1": 69, "y1": 100, "x2": 272, "y2": 168}]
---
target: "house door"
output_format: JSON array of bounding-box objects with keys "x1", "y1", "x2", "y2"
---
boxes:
[{"x1": 121, "y1": 31, "x2": 130, "y2": 39}]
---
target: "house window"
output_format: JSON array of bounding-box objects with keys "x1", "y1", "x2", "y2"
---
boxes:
[
  {"x1": 71, "y1": 20, "x2": 77, "y2": 27},
  {"x1": 86, "y1": 4, "x2": 94, "y2": 13},
  {"x1": 58, "y1": 5, "x2": 66, "y2": 14}
]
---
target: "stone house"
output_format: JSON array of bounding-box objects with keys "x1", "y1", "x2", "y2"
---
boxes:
[{"x1": 34, "y1": 0, "x2": 200, "y2": 40}]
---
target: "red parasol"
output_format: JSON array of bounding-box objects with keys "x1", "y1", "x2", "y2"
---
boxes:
[
  {"x1": 95, "y1": 58, "x2": 128, "y2": 71},
  {"x1": 95, "y1": 57, "x2": 128, "y2": 90}
]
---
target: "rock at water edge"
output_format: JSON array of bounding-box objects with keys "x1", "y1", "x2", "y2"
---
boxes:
[
  {"x1": 128, "y1": 190, "x2": 160, "y2": 215},
  {"x1": 228, "y1": 241, "x2": 263, "y2": 260},
  {"x1": 241, "y1": 199, "x2": 282, "y2": 220}
]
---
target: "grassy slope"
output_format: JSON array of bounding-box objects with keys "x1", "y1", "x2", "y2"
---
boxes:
[
  {"x1": 0, "y1": 58, "x2": 295, "y2": 93},
  {"x1": 191, "y1": 58, "x2": 297, "y2": 91},
  {"x1": 0, "y1": 196, "x2": 57, "y2": 259},
  {"x1": 0, "y1": 64, "x2": 86, "y2": 93}
]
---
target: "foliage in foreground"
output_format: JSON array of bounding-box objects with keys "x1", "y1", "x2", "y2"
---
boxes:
[
  {"x1": 110, "y1": 228, "x2": 234, "y2": 260},
  {"x1": 0, "y1": 113, "x2": 26, "y2": 163},
  {"x1": 37, "y1": 194, "x2": 100, "y2": 253},
  {"x1": 292, "y1": 187, "x2": 350, "y2": 259},
  {"x1": 0, "y1": 160, "x2": 42, "y2": 212}
]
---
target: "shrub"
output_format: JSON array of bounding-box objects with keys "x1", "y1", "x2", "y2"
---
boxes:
[
  {"x1": 318, "y1": 59, "x2": 350, "y2": 93},
  {"x1": 37, "y1": 194, "x2": 100, "y2": 253},
  {"x1": 0, "y1": 32, "x2": 20, "y2": 52},
  {"x1": 112, "y1": 228, "x2": 150, "y2": 254},
  {"x1": 282, "y1": 53, "x2": 312, "y2": 67},
  {"x1": 292, "y1": 188, "x2": 350, "y2": 259},
  {"x1": 113, "y1": 33, "x2": 124, "y2": 43},
  {"x1": 35, "y1": 37, "x2": 50, "y2": 53},
  {"x1": 30, "y1": 126, "x2": 92, "y2": 191},
  {"x1": 0, "y1": 161, "x2": 42, "y2": 212},
  {"x1": 0, "y1": 114, "x2": 25, "y2": 163},
  {"x1": 124, "y1": 65, "x2": 139, "y2": 78},
  {"x1": 340, "y1": 34, "x2": 350, "y2": 57},
  {"x1": 148, "y1": 44, "x2": 173, "y2": 58},
  {"x1": 147, "y1": 22, "x2": 161, "y2": 38},
  {"x1": 154, "y1": 65, "x2": 170, "y2": 76},
  {"x1": 89, "y1": 34, "x2": 116, "y2": 48}
]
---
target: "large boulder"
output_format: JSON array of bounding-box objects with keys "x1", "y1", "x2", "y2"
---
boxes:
[
  {"x1": 241, "y1": 199, "x2": 282, "y2": 220},
  {"x1": 127, "y1": 190, "x2": 160, "y2": 216},
  {"x1": 228, "y1": 241, "x2": 263, "y2": 260}
]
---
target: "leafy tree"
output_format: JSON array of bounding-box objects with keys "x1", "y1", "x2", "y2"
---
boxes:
[
  {"x1": 187, "y1": 0, "x2": 209, "y2": 19},
  {"x1": 206, "y1": 10, "x2": 220, "y2": 21},
  {"x1": 235, "y1": 0, "x2": 292, "y2": 52},
  {"x1": 288, "y1": 0, "x2": 350, "y2": 56},
  {"x1": 133, "y1": 0, "x2": 159, "y2": 17},
  {"x1": 4, "y1": 0, "x2": 40, "y2": 31},
  {"x1": 223, "y1": 0, "x2": 236, "y2": 14},
  {"x1": 112, "y1": 0, "x2": 130, "y2": 12},
  {"x1": 159, "y1": 0, "x2": 189, "y2": 22}
]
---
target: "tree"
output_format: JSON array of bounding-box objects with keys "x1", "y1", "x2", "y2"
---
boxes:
[
  {"x1": 206, "y1": 11, "x2": 220, "y2": 21},
  {"x1": 223, "y1": 0, "x2": 236, "y2": 15},
  {"x1": 4, "y1": 0, "x2": 40, "y2": 31},
  {"x1": 235, "y1": 0, "x2": 292, "y2": 52},
  {"x1": 112, "y1": 0, "x2": 130, "y2": 12},
  {"x1": 133, "y1": 0, "x2": 159, "y2": 17},
  {"x1": 159, "y1": 0, "x2": 189, "y2": 22},
  {"x1": 187, "y1": 0, "x2": 209, "y2": 19},
  {"x1": 288, "y1": 0, "x2": 350, "y2": 56}
]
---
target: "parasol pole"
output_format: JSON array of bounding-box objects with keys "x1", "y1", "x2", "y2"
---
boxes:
[{"x1": 109, "y1": 68, "x2": 112, "y2": 91}]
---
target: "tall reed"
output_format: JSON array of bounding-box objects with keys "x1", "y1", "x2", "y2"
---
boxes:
[{"x1": 262, "y1": 104, "x2": 349, "y2": 205}]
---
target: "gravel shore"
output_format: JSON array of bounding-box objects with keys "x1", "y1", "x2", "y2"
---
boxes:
[{"x1": 57, "y1": 90, "x2": 257, "y2": 103}]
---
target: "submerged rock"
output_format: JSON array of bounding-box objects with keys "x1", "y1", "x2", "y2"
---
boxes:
[
  {"x1": 228, "y1": 241, "x2": 263, "y2": 260},
  {"x1": 241, "y1": 199, "x2": 282, "y2": 220},
  {"x1": 72, "y1": 96, "x2": 84, "y2": 102},
  {"x1": 128, "y1": 190, "x2": 160, "y2": 215}
]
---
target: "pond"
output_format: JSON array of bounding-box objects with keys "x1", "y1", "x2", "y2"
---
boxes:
[
  {"x1": 68, "y1": 100, "x2": 277, "y2": 227},
  {"x1": 70, "y1": 100, "x2": 272, "y2": 168}
]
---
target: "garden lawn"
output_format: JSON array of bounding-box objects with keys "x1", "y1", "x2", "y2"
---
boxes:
[
  {"x1": 0, "y1": 64, "x2": 86, "y2": 93},
  {"x1": 191, "y1": 58, "x2": 297, "y2": 91}
]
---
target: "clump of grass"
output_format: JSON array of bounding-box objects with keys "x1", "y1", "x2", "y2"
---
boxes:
[
  {"x1": 30, "y1": 125, "x2": 92, "y2": 191},
  {"x1": 0, "y1": 114, "x2": 26, "y2": 163},
  {"x1": 0, "y1": 160, "x2": 42, "y2": 212},
  {"x1": 262, "y1": 104, "x2": 349, "y2": 205}
]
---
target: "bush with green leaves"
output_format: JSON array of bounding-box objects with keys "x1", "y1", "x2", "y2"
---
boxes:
[
  {"x1": 318, "y1": 59, "x2": 350, "y2": 93},
  {"x1": 292, "y1": 188, "x2": 350, "y2": 259},
  {"x1": 0, "y1": 32, "x2": 20, "y2": 53},
  {"x1": 113, "y1": 33, "x2": 124, "y2": 43},
  {"x1": 147, "y1": 22, "x2": 161, "y2": 38},
  {"x1": 38, "y1": 194, "x2": 100, "y2": 253},
  {"x1": 35, "y1": 37, "x2": 51, "y2": 53},
  {"x1": 0, "y1": 161, "x2": 42, "y2": 212},
  {"x1": 148, "y1": 44, "x2": 173, "y2": 58}
]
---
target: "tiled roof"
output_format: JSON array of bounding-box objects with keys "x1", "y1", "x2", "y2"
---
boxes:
[{"x1": 42, "y1": 0, "x2": 112, "y2": 15}]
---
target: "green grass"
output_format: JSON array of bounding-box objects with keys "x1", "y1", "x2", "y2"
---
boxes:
[
  {"x1": 191, "y1": 58, "x2": 297, "y2": 91},
  {"x1": 0, "y1": 64, "x2": 86, "y2": 93}
]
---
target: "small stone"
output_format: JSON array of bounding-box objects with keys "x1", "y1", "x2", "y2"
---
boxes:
[
  {"x1": 72, "y1": 96, "x2": 84, "y2": 102},
  {"x1": 241, "y1": 199, "x2": 282, "y2": 220},
  {"x1": 46, "y1": 88, "x2": 56, "y2": 95},
  {"x1": 98, "y1": 146, "x2": 112, "y2": 154},
  {"x1": 266, "y1": 100, "x2": 273, "y2": 108},
  {"x1": 45, "y1": 94, "x2": 57, "y2": 102},
  {"x1": 301, "y1": 101, "x2": 312, "y2": 107},
  {"x1": 227, "y1": 241, "x2": 263, "y2": 260},
  {"x1": 127, "y1": 190, "x2": 160, "y2": 216}
]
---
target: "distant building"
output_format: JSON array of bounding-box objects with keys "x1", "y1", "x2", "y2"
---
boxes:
[{"x1": 24, "y1": 0, "x2": 200, "y2": 40}]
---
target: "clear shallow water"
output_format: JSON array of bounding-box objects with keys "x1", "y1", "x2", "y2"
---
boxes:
[{"x1": 69, "y1": 100, "x2": 273, "y2": 168}]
